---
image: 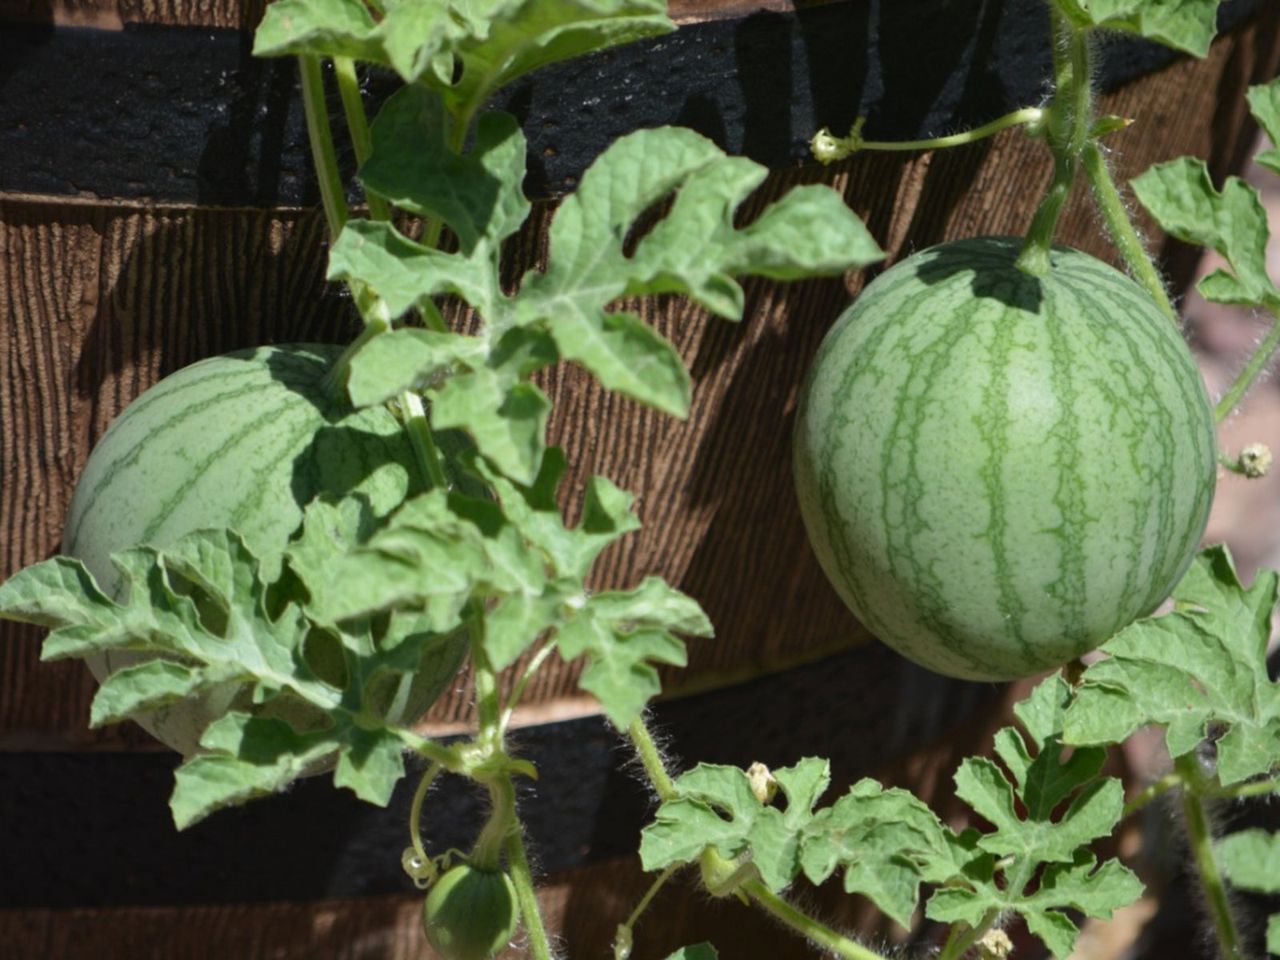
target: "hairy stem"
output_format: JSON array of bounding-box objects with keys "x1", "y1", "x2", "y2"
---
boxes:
[
  {"x1": 1123, "y1": 772, "x2": 1183, "y2": 819},
  {"x1": 1212, "y1": 775, "x2": 1280, "y2": 800},
  {"x1": 627, "y1": 715, "x2": 676, "y2": 802},
  {"x1": 501, "y1": 778, "x2": 556, "y2": 960},
  {"x1": 470, "y1": 605, "x2": 503, "y2": 744},
  {"x1": 1017, "y1": 11, "x2": 1092, "y2": 275},
  {"x1": 332, "y1": 56, "x2": 391, "y2": 222},
  {"x1": 743, "y1": 880, "x2": 887, "y2": 960},
  {"x1": 1081, "y1": 141, "x2": 1177, "y2": 321},
  {"x1": 1176, "y1": 754, "x2": 1245, "y2": 960},
  {"x1": 1214, "y1": 297, "x2": 1280, "y2": 422},
  {"x1": 615, "y1": 865, "x2": 679, "y2": 959},
  {"x1": 297, "y1": 55, "x2": 348, "y2": 239},
  {"x1": 500, "y1": 640, "x2": 558, "y2": 734},
  {"x1": 471, "y1": 775, "x2": 516, "y2": 870}
]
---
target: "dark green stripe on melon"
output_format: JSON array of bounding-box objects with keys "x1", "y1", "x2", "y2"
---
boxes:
[
  {"x1": 793, "y1": 238, "x2": 1216, "y2": 681},
  {"x1": 64, "y1": 343, "x2": 419, "y2": 587}
]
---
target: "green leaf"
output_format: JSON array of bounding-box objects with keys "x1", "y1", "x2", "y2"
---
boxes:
[
  {"x1": 172, "y1": 713, "x2": 339, "y2": 829},
  {"x1": 360, "y1": 89, "x2": 530, "y2": 253},
  {"x1": 300, "y1": 489, "x2": 509, "y2": 628},
  {"x1": 994, "y1": 675, "x2": 1108, "y2": 820},
  {"x1": 1247, "y1": 78, "x2": 1280, "y2": 177},
  {"x1": 0, "y1": 528, "x2": 456, "y2": 827},
  {"x1": 90, "y1": 658, "x2": 239, "y2": 727},
  {"x1": 955, "y1": 758, "x2": 1123, "y2": 864},
  {"x1": 639, "y1": 759, "x2": 832, "y2": 892},
  {"x1": 254, "y1": 0, "x2": 672, "y2": 93},
  {"x1": 800, "y1": 779, "x2": 978, "y2": 929},
  {"x1": 1132, "y1": 157, "x2": 1279, "y2": 307},
  {"x1": 549, "y1": 310, "x2": 690, "y2": 417},
  {"x1": 252, "y1": 0, "x2": 384, "y2": 62},
  {"x1": 346, "y1": 328, "x2": 488, "y2": 407},
  {"x1": 922, "y1": 676, "x2": 1140, "y2": 958},
  {"x1": 333, "y1": 726, "x2": 407, "y2": 806},
  {"x1": 927, "y1": 851, "x2": 1141, "y2": 959},
  {"x1": 328, "y1": 220, "x2": 497, "y2": 323},
  {"x1": 444, "y1": 0, "x2": 673, "y2": 115},
  {"x1": 1218, "y1": 828, "x2": 1280, "y2": 893},
  {"x1": 558, "y1": 577, "x2": 709, "y2": 728},
  {"x1": 335, "y1": 123, "x2": 880, "y2": 476},
  {"x1": 498, "y1": 126, "x2": 880, "y2": 416},
  {"x1": 433, "y1": 371, "x2": 551, "y2": 486},
  {"x1": 1059, "y1": 0, "x2": 1223, "y2": 57},
  {"x1": 663, "y1": 946, "x2": 718, "y2": 960},
  {"x1": 1064, "y1": 546, "x2": 1280, "y2": 785},
  {"x1": 477, "y1": 450, "x2": 641, "y2": 582}
]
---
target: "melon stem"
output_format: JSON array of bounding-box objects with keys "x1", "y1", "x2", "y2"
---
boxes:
[
  {"x1": 298, "y1": 55, "x2": 349, "y2": 239},
  {"x1": 1016, "y1": 10, "x2": 1093, "y2": 275},
  {"x1": 1214, "y1": 293, "x2": 1280, "y2": 422},
  {"x1": 332, "y1": 56, "x2": 391, "y2": 223},
  {"x1": 1081, "y1": 142, "x2": 1177, "y2": 322}
]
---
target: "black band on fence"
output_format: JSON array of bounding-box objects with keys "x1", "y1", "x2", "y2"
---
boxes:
[
  {"x1": 0, "y1": 0, "x2": 1265, "y2": 205},
  {"x1": 0, "y1": 644, "x2": 996, "y2": 909}
]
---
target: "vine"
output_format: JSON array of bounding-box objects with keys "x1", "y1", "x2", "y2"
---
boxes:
[{"x1": 3, "y1": 1, "x2": 1280, "y2": 959}]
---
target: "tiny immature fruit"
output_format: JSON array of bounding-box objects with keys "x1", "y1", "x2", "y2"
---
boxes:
[
  {"x1": 422, "y1": 864, "x2": 520, "y2": 960},
  {"x1": 793, "y1": 237, "x2": 1217, "y2": 680}
]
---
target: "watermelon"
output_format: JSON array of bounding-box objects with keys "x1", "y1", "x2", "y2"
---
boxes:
[
  {"x1": 793, "y1": 237, "x2": 1217, "y2": 681},
  {"x1": 63, "y1": 342, "x2": 467, "y2": 755},
  {"x1": 422, "y1": 864, "x2": 520, "y2": 960}
]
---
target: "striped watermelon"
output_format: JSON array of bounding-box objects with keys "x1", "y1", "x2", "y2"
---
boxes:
[
  {"x1": 63, "y1": 343, "x2": 466, "y2": 755},
  {"x1": 793, "y1": 237, "x2": 1217, "y2": 681}
]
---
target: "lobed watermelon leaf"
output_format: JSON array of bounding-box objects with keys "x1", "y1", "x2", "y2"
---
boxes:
[
  {"x1": 334, "y1": 117, "x2": 881, "y2": 483},
  {"x1": 1132, "y1": 154, "x2": 1280, "y2": 309},
  {"x1": 253, "y1": 0, "x2": 673, "y2": 99},
  {"x1": 640, "y1": 680, "x2": 1141, "y2": 957},
  {"x1": 0, "y1": 527, "x2": 461, "y2": 828},
  {"x1": 1063, "y1": 546, "x2": 1280, "y2": 786},
  {"x1": 289, "y1": 450, "x2": 711, "y2": 727},
  {"x1": 1054, "y1": 0, "x2": 1223, "y2": 57},
  {"x1": 640, "y1": 678, "x2": 1140, "y2": 956}
]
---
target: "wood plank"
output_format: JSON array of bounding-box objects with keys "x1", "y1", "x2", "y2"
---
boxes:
[
  {"x1": 2, "y1": 12, "x2": 1278, "y2": 750},
  {"x1": 0, "y1": 862, "x2": 834, "y2": 960}
]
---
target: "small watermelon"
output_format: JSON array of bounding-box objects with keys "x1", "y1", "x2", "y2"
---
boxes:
[
  {"x1": 793, "y1": 237, "x2": 1217, "y2": 681},
  {"x1": 63, "y1": 342, "x2": 467, "y2": 755},
  {"x1": 422, "y1": 864, "x2": 520, "y2": 960}
]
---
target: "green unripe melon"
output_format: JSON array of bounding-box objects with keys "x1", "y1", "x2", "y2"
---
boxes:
[
  {"x1": 793, "y1": 237, "x2": 1217, "y2": 681},
  {"x1": 422, "y1": 864, "x2": 519, "y2": 960},
  {"x1": 62, "y1": 342, "x2": 467, "y2": 755}
]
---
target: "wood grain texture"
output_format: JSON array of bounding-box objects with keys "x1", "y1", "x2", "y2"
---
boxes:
[{"x1": 3, "y1": 12, "x2": 1278, "y2": 750}]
